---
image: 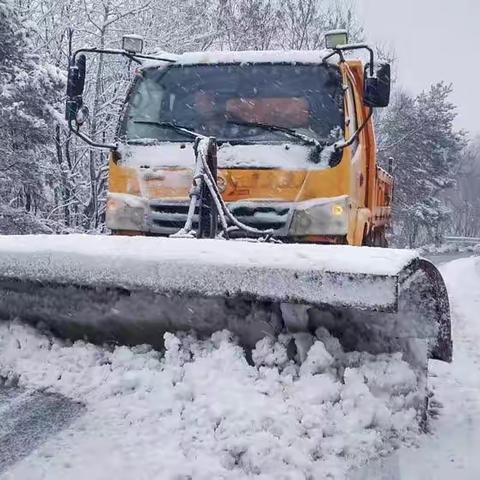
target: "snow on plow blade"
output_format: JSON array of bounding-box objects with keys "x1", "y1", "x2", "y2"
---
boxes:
[{"x1": 0, "y1": 235, "x2": 452, "y2": 362}]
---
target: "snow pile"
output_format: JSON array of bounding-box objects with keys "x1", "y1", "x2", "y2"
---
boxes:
[
  {"x1": 419, "y1": 243, "x2": 480, "y2": 255},
  {"x1": 0, "y1": 322, "x2": 420, "y2": 479},
  {"x1": 419, "y1": 243, "x2": 463, "y2": 255}
]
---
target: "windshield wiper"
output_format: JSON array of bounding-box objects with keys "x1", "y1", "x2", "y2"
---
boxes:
[
  {"x1": 225, "y1": 120, "x2": 324, "y2": 147},
  {"x1": 132, "y1": 120, "x2": 200, "y2": 139}
]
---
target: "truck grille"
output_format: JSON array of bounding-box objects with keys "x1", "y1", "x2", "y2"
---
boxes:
[
  {"x1": 149, "y1": 201, "x2": 196, "y2": 233},
  {"x1": 148, "y1": 200, "x2": 291, "y2": 235}
]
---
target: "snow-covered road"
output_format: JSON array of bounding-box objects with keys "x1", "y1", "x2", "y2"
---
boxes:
[
  {"x1": 0, "y1": 254, "x2": 478, "y2": 479},
  {"x1": 0, "y1": 388, "x2": 83, "y2": 472}
]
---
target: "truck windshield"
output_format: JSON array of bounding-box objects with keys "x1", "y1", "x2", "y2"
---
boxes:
[{"x1": 121, "y1": 63, "x2": 344, "y2": 145}]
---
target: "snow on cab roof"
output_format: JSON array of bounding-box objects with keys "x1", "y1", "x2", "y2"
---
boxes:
[{"x1": 145, "y1": 49, "x2": 337, "y2": 68}]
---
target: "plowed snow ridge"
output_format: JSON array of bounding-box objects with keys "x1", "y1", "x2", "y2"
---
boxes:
[{"x1": 0, "y1": 323, "x2": 421, "y2": 479}]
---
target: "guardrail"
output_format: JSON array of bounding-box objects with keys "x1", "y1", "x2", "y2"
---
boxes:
[{"x1": 444, "y1": 236, "x2": 480, "y2": 245}]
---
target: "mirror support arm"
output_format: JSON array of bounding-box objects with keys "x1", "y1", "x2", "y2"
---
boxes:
[
  {"x1": 71, "y1": 48, "x2": 175, "y2": 65},
  {"x1": 323, "y1": 44, "x2": 375, "y2": 76},
  {"x1": 335, "y1": 108, "x2": 373, "y2": 151},
  {"x1": 68, "y1": 120, "x2": 117, "y2": 150}
]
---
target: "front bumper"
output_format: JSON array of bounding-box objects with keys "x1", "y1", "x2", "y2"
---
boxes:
[{"x1": 106, "y1": 193, "x2": 349, "y2": 238}]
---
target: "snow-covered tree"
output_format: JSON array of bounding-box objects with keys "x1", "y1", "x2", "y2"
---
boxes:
[
  {"x1": 210, "y1": 0, "x2": 363, "y2": 51},
  {"x1": 378, "y1": 83, "x2": 466, "y2": 246},
  {"x1": 279, "y1": 0, "x2": 363, "y2": 49},
  {"x1": 0, "y1": 0, "x2": 64, "y2": 233},
  {"x1": 21, "y1": 0, "x2": 219, "y2": 231},
  {"x1": 446, "y1": 137, "x2": 480, "y2": 237},
  {"x1": 213, "y1": 0, "x2": 281, "y2": 50}
]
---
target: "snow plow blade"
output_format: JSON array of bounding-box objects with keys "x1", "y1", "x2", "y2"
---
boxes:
[{"x1": 0, "y1": 235, "x2": 451, "y2": 362}]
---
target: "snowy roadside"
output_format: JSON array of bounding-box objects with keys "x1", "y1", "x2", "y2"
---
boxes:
[{"x1": 352, "y1": 256, "x2": 480, "y2": 479}]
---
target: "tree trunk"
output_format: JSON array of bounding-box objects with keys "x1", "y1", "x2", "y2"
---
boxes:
[{"x1": 54, "y1": 124, "x2": 71, "y2": 227}]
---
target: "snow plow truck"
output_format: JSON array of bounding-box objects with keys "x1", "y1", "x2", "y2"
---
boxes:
[{"x1": 0, "y1": 31, "x2": 451, "y2": 421}]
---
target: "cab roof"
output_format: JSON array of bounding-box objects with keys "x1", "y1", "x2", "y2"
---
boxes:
[{"x1": 144, "y1": 49, "x2": 341, "y2": 68}]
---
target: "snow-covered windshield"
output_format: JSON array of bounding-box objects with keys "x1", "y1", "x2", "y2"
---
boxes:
[{"x1": 121, "y1": 63, "x2": 344, "y2": 145}]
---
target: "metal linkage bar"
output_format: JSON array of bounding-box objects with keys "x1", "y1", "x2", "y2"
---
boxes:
[{"x1": 172, "y1": 137, "x2": 274, "y2": 240}]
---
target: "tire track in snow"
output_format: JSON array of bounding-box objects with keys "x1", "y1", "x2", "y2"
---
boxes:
[{"x1": 0, "y1": 386, "x2": 84, "y2": 473}]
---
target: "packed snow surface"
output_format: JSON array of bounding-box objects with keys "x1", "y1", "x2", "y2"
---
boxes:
[
  {"x1": 0, "y1": 324, "x2": 421, "y2": 479},
  {"x1": 0, "y1": 235, "x2": 419, "y2": 310}
]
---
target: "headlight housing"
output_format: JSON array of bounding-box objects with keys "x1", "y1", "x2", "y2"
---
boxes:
[
  {"x1": 106, "y1": 193, "x2": 147, "y2": 232},
  {"x1": 289, "y1": 195, "x2": 349, "y2": 236}
]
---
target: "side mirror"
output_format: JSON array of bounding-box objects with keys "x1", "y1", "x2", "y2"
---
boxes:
[
  {"x1": 364, "y1": 63, "x2": 391, "y2": 108},
  {"x1": 65, "y1": 54, "x2": 86, "y2": 123}
]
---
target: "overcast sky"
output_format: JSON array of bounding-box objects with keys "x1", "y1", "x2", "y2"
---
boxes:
[{"x1": 357, "y1": 0, "x2": 480, "y2": 136}]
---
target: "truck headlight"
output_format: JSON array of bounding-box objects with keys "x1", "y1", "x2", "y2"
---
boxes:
[
  {"x1": 331, "y1": 204, "x2": 344, "y2": 216},
  {"x1": 106, "y1": 193, "x2": 147, "y2": 231},
  {"x1": 289, "y1": 196, "x2": 349, "y2": 236}
]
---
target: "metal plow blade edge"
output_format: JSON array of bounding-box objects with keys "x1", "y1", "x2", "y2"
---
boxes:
[{"x1": 0, "y1": 235, "x2": 451, "y2": 362}]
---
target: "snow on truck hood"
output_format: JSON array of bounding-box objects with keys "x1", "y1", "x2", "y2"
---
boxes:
[{"x1": 119, "y1": 143, "x2": 330, "y2": 170}]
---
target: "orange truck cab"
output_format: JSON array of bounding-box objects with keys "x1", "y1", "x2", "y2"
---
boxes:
[{"x1": 67, "y1": 32, "x2": 393, "y2": 246}]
